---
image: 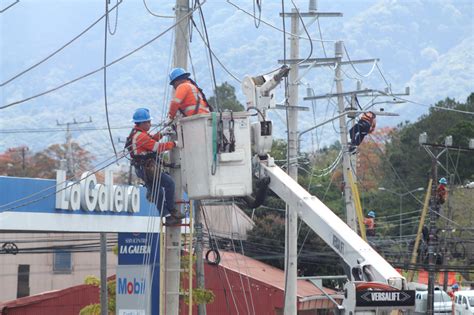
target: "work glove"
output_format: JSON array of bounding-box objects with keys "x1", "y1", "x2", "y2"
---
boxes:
[{"x1": 173, "y1": 141, "x2": 178, "y2": 148}]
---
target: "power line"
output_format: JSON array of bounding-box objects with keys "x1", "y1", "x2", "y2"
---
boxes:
[
  {"x1": 191, "y1": 18, "x2": 242, "y2": 83},
  {"x1": 142, "y1": 0, "x2": 174, "y2": 18},
  {"x1": 226, "y1": 0, "x2": 336, "y2": 43},
  {"x1": 0, "y1": 1, "x2": 206, "y2": 110},
  {"x1": 0, "y1": 0, "x2": 124, "y2": 87},
  {"x1": 392, "y1": 95, "x2": 474, "y2": 116},
  {"x1": 103, "y1": 0, "x2": 118, "y2": 158}
]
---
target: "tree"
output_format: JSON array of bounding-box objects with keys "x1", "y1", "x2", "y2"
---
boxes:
[
  {"x1": 0, "y1": 142, "x2": 94, "y2": 179},
  {"x1": 0, "y1": 146, "x2": 31, "y2": 176},
  {"x1": 208, "y1": 82, "x2": 244, "y2": 112}
]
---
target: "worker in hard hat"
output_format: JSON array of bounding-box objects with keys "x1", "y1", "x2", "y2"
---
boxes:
[
  {"x1": 448, "y1": 283, "x2": 459, "y2": 300},
  {"x1": 436, "y1": 177, "x2": 448, "y2": 205},
  {"x1": 126, "y1": 108, "x2": 184, "y2": 223},
  {"x1": 348, "y1": 111, "x2": 376, "y2": 153},
  {"x1": 364, "y1": 210, "x2": 376, "y2": 237},
  {"x1": 167, "y1": 68, "x2": 212, "y2": 120}
]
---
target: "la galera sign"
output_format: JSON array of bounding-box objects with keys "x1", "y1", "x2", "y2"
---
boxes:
[{"x1": 55, "y1": 169, "x2": 140, "y2": 213}]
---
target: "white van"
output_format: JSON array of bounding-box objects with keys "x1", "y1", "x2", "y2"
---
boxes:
[
  {"x1": 414, "y1": 289, "x2": 453, "y2": 314},
  {"x1": 454, "y1": 290, "x2": 474, "y2": 315}
]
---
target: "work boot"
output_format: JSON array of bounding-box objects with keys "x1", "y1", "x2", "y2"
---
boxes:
[
  {"x1": 169, "y1": 208, "x2": 185, "y2": 220},
  {"x1": 349, "y1": 145, "x2": 357, "y2": 155},
  {"x1": 165, "y1": 215, "x2": 180, "y2": 225}
]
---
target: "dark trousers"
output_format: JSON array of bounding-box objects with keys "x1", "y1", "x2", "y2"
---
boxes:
[
  {"x1": 349, "y1": 120, "x2": 371, "y2": 147},
  {"x1": 135, "y1": 161, "x2": 175, "y2": 217}
]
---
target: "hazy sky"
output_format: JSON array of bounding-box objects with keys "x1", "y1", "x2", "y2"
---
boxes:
[{"x1": 1, "y1": 0, "x2": 473, "y2": 159}]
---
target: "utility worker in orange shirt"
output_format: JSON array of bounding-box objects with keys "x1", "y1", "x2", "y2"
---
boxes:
[
  {"x1": 436, "y1": 177, "x2": 448, "y2": 205},
  {"x1": 126, "y1": 108, "x2": 183, "y2": 223},
  {"x1": 349, "y1": 111, "x2": 376, "y2": 153},
  {"x1": 364, "y1": 210, "x2": 376, "y2": 237},
  {"x1": 167, "y1": 68, "x2": 212, "y2": 120}
]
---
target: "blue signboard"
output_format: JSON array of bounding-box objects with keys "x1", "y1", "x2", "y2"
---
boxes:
[
  {"x1": 0, "y1": 174, "x2": 163, "y2": 232},
  {"x1": 117, "y1": 233, "x2": 160, "y2": 315}
]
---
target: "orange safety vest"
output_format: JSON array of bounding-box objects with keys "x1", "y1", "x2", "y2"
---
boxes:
[
  {"x1": 364, "y1": 217, "x2": 375, "y2": 230},
  {"x1": 361, "y1": 113, "x2": 376, "y2": 133},
  {"x1": 127, "y1": 127, "x2": 174, "y2": 157},
  {"x1": 168, "y1": 80, "x2": 210, "y2": 119}
]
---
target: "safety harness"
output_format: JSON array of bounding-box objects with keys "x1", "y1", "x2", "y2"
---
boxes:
[
  {"x1": 178, "y1": 79, "x2": 214, "y2": 117},
  {"x1": 125, "y1": 128, "x2": 157, "y2": 167}
]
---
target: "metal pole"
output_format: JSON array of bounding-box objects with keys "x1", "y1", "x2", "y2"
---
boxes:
[
  {"x1": 335, "y1": 41, "x2": 357, "y2": 231},
  {"x1": 165, "y1": 1, "x2": 190, "y2": 314},
  {"x1": 283, "y1": 8, "x2": 299, "y2": 315},
  {"x1": 100, "y1": 233, "x2": 108, "y2": 315},
  {"x1": 195, "y1": 201, "x2": 207, "y2": 315}
]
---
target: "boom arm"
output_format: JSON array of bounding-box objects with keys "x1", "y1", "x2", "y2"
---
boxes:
[{"x1": 261, "y1": 161, "x2": 406, "y2": 289}]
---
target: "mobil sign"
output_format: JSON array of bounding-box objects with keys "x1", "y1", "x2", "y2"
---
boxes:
[{"x1": 116, "y1": 233, "x2": 160, "y2": 315}]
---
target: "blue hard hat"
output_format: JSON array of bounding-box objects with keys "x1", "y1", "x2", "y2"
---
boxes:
[
  {"x1": 368, "y1": 211, "x2": 376, "y2": 218},
  {"x1": 169, "y1": 68, "x2": 190, "y2": 85},
  {"x1": 452, "y1": 283, "x2": 459, "y2": 289},
  {"x1": 439, "y1": 177, "x2": 447, "y2": 185},
  {"x1": 132, "y1": 108, "x2": 152, "y2": 123}
]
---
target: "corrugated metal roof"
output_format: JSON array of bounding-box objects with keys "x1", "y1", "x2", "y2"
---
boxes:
[
  {"x1": 201, "y1": 203, "x2": 255, "y2": 240},
  {"x1": 217, "y1": 250, "x2": 339, "y2": 299}
]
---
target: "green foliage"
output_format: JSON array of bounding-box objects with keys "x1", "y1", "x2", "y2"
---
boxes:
[
  {"x1": 84, "y1": 275, "x2": 101, "y2": 286},
  {"x1": 234, "y1": 94, "x2": 474, "y2": 279},
  {"x1": 208, "y1": 82, "x2": 245, "y2": 112},
  {"x1": 384, "y1": 94, "x2": 474, "y2": 191},
  {"x1": 182, "y1": 288, "x2": 215, "y2": 305},
  {"x1": 80, "y1": 276, "x2": 115, "y2": 315},
  {"x1": 79, "y1": 304, "x2": 101, "y2": 315}
]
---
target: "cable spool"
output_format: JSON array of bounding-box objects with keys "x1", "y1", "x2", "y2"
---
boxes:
[{"x1": 205, "y1": 248, "x2": 221, "y2": 265}]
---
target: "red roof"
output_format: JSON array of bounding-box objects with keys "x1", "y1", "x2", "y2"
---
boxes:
[
  {"x1": 180, "y1": 250, "x2": 342, "y2": 314},
  {"x1": 218, "y1": 250, "x2": 339, "y2": 298},
  {"x1": 0, "y1": 284, "x2": 99, "y2": 315}
]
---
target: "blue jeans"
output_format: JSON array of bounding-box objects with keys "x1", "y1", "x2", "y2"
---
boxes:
[
  {"x1": 349, "y1": 120, "x2": 371, "y2": 147},
  {"x1": 135, "y1": 164, "x2": 175, "y2": 216}
]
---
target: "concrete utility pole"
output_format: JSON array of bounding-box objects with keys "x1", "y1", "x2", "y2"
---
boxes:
[
  {"x1": 334, "y1": 41, "x2": 358, "y2": 231},
  {"x1": 194, "y1": 201, "x2": 206, "y2": 315},
  {"x1": 165, "y1": 0, "x2": 190, "y2": 314},
  {"x1": 279, "y1": 3, "x2": 343, "y2": 313},
  {"x1": 283, "y1": 8, "x2": 300, "y2": 315}
]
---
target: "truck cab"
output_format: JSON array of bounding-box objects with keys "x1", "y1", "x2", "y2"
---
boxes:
[
  {"x1": 454, "y1": 291, "x2": 474, "y2": 315},
  {"x1": 413, "y1": 289, "x2": 453, "y2": 314}
]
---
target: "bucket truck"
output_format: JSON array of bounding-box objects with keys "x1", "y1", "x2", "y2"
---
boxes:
[
  {"x1": 176, "y1": 66, "x2": 415, "y2": 313},
  {"x1": 240, "y1": 66, "x2": 416, "y2": 314}
]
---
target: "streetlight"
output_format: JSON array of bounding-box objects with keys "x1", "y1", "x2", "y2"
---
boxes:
[{"x1": 378, "y1": 186, "x2": 424, "y2": 241}]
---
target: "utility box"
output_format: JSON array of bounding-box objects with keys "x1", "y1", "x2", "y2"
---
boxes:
[{"x1": 177, "y1": 112, "x2": 253, "y2": 200}]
